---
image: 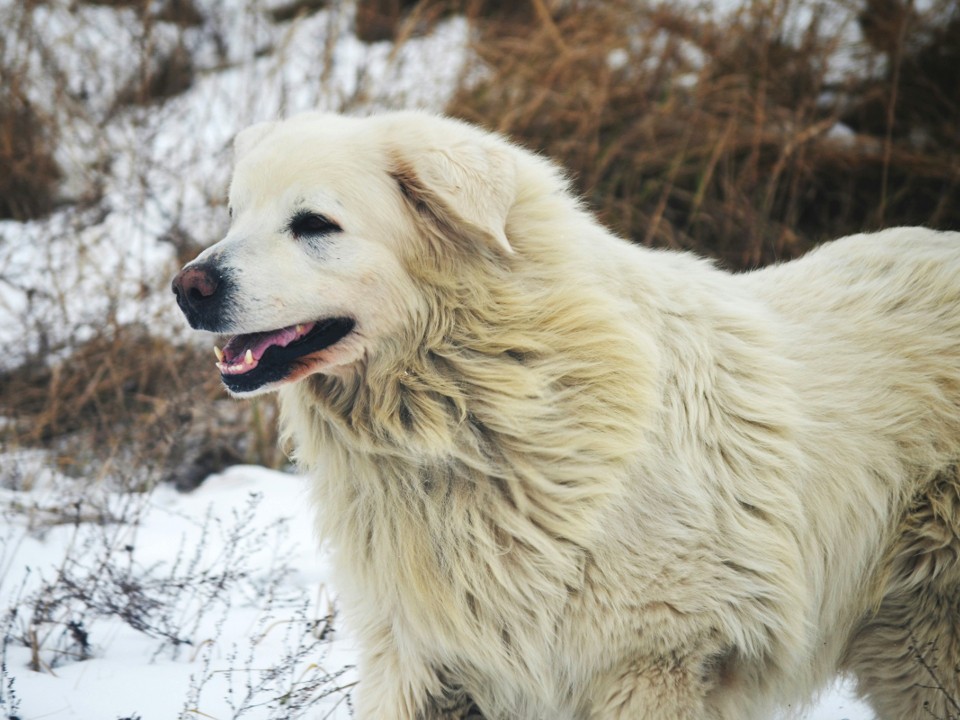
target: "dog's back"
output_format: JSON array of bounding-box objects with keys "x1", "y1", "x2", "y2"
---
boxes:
[{"x1": 741, "y1": 227, "x2": 960, "y2": 718}]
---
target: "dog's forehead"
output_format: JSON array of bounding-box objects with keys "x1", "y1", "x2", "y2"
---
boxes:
[{"x1": 229, "y1": 117, "x2": 389, "y2": 211}]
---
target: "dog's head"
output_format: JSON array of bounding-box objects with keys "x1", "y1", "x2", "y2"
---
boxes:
[{"x1": 172, "y1": 112, "x2": 517, "y2": 397}]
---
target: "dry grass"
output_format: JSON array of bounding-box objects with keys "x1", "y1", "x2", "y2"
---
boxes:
[
  {"x1": 0, "y1": 88, "x2": 62, "y2": 221},
  {"x1": 114, "y1": 41, "x2": 197, "y2": 109},
  {"x1": 0, "y1": 326, "x2": 285, "y2": 491},
  {"x1": 0, "y1": 4, "x2": 62, "y2": 221},
  {"x1": 444, "y1": 0, "x2": 960, "y2": 269},
  {"x1": 0, "y1": 0, "x2": 286, "y2": 489}
]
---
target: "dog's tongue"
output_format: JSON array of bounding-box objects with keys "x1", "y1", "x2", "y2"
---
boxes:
[{"x1": 221, "y1": 322, "x2": 315, "y2": 367}]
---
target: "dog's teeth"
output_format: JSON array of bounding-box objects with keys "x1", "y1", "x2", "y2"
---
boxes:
[
  {"x1": 245, "y1": 349, "x2": 254, "y2": 365},
  {"x1": 296, "y1": 324, "x2": 304, "y2": 333},
  {"x1": 214, "y1": 345, "x2": 224, "y2": 362}
]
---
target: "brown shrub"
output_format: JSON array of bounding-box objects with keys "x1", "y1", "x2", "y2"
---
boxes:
[
  {"x1": 0, "y1": 326, "x2": 284, "y2": 491},
  {"x1": 108, "y1": 1, "x2": 204, "y2": 109},
  {"x1": 847, "y1": 0, "x2": 960, "y2": 147},
  {"x1": 79, "y1": 0, "x2": 203, "y2": 26},
  {"x1": 269, "y1": 0, "x2": 332, "y2": 24},
  {"x1": 153, "y1": 0, "x2": 204, "y2": 27},
  {"x1": 353, "y1": 0, "x2": 532, "y2": 43},
  {"x1": 115, "y1": 41, "x2": 197, "y2": 108},
  {"x1": 6, "y1": 0, "x2": 958, "y2": 495},
  {"x1": 447, "y1": 0, "x2": 960, "y2": 270},
  {"x1": 0, "y1": 83, "x2": 62, "y2": 221}
]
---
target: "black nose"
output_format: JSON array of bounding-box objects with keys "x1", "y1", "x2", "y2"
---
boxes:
[{"x1": 171, "y1": 263, "x2": 230, "y2": 330}]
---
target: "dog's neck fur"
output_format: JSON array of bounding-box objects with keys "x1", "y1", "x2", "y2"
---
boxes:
[
  {"x1": 280, "y1": 223, "x2": 658, "y2": 528},
  {"x1": 276, "y1": 209, "x2": 661, "y2": 702},
  {"x1": 279, "y1": 152, "x2": 662, "y2": 525}
]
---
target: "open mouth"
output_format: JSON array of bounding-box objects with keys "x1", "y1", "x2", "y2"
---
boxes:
[{"x1": 215, "y1": 317, "x2": 355, "y2": 394}]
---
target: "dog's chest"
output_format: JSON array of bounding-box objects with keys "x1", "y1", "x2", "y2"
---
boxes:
[{"x1": 334, "y1": 468, "x2": 588, "y2": 710}]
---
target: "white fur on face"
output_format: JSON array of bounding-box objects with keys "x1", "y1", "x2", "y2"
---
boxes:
[
  {"x1": 189, "y1": 111, "x2": 519, "y2": 395},
  {"x1": 189, "y1": 115, "x2": 430, "y2": 387}
]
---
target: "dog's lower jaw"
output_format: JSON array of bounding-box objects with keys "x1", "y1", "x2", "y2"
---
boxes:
[
  {"x1": 222, "y1": 336, "x2": 368, "y2": 397},
  {"x1": 223, "y1": 380, "x2": 282, "y2": 399},
  {"x1": 352, "y1": 653, "x2": 488, "y2": 720}
]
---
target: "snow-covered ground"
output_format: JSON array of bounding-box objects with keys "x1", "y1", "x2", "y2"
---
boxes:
[
  {"x1": 0, "y1": 0, "x2": 888, "y2": 717},
  {"x1": 1, "y1": 465, "x2": 875, "y2": 719},
  {"x1": 1, "y1": 464, "x2": 356, "y2": 719}
]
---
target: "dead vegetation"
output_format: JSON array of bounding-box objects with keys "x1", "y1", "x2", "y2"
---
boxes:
[
  {"x1": 0, "y1": 5, "x2": 62, "y2": 221},
  {"x1": 0, "y1": 87, "x2": 62, "y2": 221},
  {"x1": 0, "y1": 0, "x2": 283, "y2": 490},
  {"x1": 0, "y1": 325, "x2": 284, "y2": 492},
  {"x1": 443, "y1": 0, "x2": 960, "y2": 269}
]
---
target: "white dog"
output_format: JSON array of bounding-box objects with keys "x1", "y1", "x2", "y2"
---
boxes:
[{"x1": 173, "y1": 111, "x2": 960, "y2": 720}]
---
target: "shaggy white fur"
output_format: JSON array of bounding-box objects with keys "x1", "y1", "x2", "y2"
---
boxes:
[{"x1": 176, "y1": 111, "x2": 960, "y2": 720}]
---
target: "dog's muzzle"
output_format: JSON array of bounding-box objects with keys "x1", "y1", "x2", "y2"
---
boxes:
[{"x1": 171, "y1": 262, "x2": 234, "y2": 331}]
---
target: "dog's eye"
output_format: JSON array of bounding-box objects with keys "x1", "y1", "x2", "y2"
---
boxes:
[{"x1": 289, "y1": 211, "x2": 341, "y2": 238}]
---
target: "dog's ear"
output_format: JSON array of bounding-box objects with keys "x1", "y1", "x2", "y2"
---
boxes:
[
  {"x1": 233, "y1": 120, "x2": 278, "y2": 162},
  {"x1": 390, "y1": 138, "x2": 516, "y2": 255}
]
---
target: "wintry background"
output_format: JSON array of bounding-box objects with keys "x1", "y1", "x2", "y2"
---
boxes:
[{"x1": 1, "y1": 0, "x2": 958, "y2": 717}]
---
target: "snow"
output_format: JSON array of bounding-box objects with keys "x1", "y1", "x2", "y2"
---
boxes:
[
  {"x1": 1, "y1": 466, "x2": 357, "y2": 719},
  {"x1": 0, "y1": 1, "x2": 888, "y2": 717},
  {"x1": 1, "y1": 465, "x2": 876, "y2": 719}
]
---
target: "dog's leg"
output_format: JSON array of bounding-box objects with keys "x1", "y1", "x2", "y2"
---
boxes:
[
  {"x1": 842, "y1": 469, "x2": 960, "y2": 720},
  {"x1": 586, "y1": 656, "x2": 711, "y2": 720},
  {"x1": 354, "y1": 644, "x2": 486, "y2": 720},
  {"x1": 352, "y1": 644, "x2": 432, "y2": 720},
  {"x1": 356, "y1": 680, "x2": 484, "y2": 720},
  {"x1": 420, "y1": 692, "x2": 486, "y2": 720}
]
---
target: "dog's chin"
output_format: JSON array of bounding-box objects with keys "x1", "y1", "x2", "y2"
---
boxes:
[
  {"x1": 224, "y1": 379, "x2": 284, "y2": 399},
  {"x1": 216, "y1": 317, "x2": 355, "y2": 397}
]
